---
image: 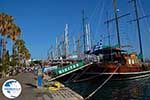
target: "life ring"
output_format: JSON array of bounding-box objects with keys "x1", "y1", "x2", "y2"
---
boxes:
[{"x1": 48, "y1": 82, "x2": 61, "y2": 91}]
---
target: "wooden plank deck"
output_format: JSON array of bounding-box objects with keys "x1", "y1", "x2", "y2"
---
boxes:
[
  {"x1": 42, "y1": 81, "x2": 84, "y2": 100},
  {"x1": 45, "y1": 87, "x2": 83, "y2": 100}
]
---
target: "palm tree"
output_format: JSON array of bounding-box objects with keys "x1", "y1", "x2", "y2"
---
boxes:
[
  {"x1": 8, "y1": 24, "x2": 21, "y2": 67},
  {"x1": 14, "y1": 39, "x2": 31, "y2": 67},
  {"x1": 8, "y1": 24, "x2": 21, "y2": 54},
  {"x1": 0, "y1": 13, "x2": 22, "y2": 77},
  {"x1": 0, "y1": 12, "x2": 30, "y2": 76},
  {"x1": 0, "y1": 13, "x2": 14, "y2": 77},
  {"x1": 9, "y1": 24, "x2": 21, "y2": 41},
  {"x1": 23, "y1": 48, "x2": 31, "y2": 60},
  {"x1": 0, "y1": 13, "x2": 14, "y2": 57}
]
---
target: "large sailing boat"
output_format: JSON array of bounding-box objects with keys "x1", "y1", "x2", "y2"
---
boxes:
[
  {"x1": 48, "y1": 0, "x2": 150, "y2": 83},
  {"x1": 72, "y1": 0, "x2": 150, "y2": 82}
]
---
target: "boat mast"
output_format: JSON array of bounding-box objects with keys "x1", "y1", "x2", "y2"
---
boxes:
[
  {"x1": 86, "y1": 24, "x2": 91, "y2": 51},
  {"x1": 82, "y1": 10, "x2": 86, "y2": 53},
  {"x1": 106, "y1": 12, "x2": 111, "y2": 47},
  {"x1": 77, "y1": 33, "x2": 81, "y2": 56},
  {"x1": 88, "y1": 24, "x2": 92, "y2": 50},
  {"x1": 56, "y1": 37, "x2": 58, "y2": 58},
  {"x1": 50, "y1": 45, "x2": 53, "y2": 60},
  {"x1": 64, "y1": 24, "x2": 69, "y2": 58},
  {"x1": 133, "y1": 0, "x2": 144, "y2": 62},
  {"x1": 73, "y1": 37, "x2": 76, "y2": 54},
  {"x1": 113, "y1": 0, "x2": 121, "y2": 48},
  {"x1": 57, "y1": 36, "x2": 61, "y2": 59}
]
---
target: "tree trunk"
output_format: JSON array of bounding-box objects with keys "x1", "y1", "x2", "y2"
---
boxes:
[
  {"x1": 12, "y1": 41, "x2": 15, "y2": 56},
  {"x1": 2, "y1": 36, "x2": 7, "y2": 57},
  {"x1": 1, "y1": 36, "x2": 7, "y2": 78},
  {"x1": 2, "y1": 70, "x2": 6, "y2": 78}
]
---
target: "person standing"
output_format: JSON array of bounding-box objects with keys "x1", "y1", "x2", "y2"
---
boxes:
[{"x1": 37, "y1": 63, "x2": 43, "y2": 89}]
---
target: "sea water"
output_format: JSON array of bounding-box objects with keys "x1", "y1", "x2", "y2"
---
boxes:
[{"x1": 66, "y1": 76, "x2": 150, "y2": 100}]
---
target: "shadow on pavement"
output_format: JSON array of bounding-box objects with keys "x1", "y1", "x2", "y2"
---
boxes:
[{"x1": 24, "y1": 83, "x2": 37, "y2": 88}]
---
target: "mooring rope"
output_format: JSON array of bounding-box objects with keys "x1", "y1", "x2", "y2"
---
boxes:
[
  {"x1": 73, "y1": 74, "x2": 100, "y2": 83},
  {"x1": 85, "y1": 64, "x2": 120, "y2": 100},
  {"x1": 73, "y1": 67, "x2": 108, "y2": 82},
  {"x1": 72, "y1": 66, "x2": 91, "y2": 82}
]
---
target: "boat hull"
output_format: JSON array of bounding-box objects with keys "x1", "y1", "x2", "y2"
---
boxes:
[{"x1": 55, "y1": 63, "x2": 150, "y2": 83}]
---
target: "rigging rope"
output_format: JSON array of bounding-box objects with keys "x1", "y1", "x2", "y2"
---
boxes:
[
  {"x1": 137, "y1": 0, "x2": 150, "y2": 58},
  {"x1": 127, "y1": 0, "x2": 140, "y2": 53},
  {"x1": 84, "y1": 64, "x2": 120, "y2": 100},
  {"x1": 95, "y1": 2, "x2": 105, "y2": 34},
  {"x1": 89, "y1": 0, "x2": 105, "y2": 45},
  {"x1": 138, "y1": 0, "x2": 150, "y2": 33},
  {"x1": 89, "y1": 0, "x2": 102, "y2": 23}
]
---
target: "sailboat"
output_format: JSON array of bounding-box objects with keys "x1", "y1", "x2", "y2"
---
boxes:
[
  {"x1": 48, "y1": 0, "x2": 150, "y2": 83},
  {"x1": 71, "y1": 0, "x2": 150, "y2": 82}
]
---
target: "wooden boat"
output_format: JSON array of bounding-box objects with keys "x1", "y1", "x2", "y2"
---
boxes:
[
  {"x1": 48, "y1": 0, "x2": 150, "y2": 83},
  {"x1": 74, "y1": 47, "x2": 150, "y2": 82},
  {"x1": 71, "y1": 0, "x2": 150, "y2": 82},
  {"x1": 48, "y1": 47, "x2": 150, "y2": 83}
]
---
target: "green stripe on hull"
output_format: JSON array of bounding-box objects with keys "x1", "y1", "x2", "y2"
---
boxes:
[{"x1": 54, "y1": 61, "x2": 84, "y2": 75}]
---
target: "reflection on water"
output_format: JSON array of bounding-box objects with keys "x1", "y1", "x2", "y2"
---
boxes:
[{"x1": 66, "y1": 76, "x2": 150, "y2": 100}]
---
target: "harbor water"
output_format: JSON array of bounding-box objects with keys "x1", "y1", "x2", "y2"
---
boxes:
[{"x1": 66, "y1": 76, "x2": 150, "y2": 100}]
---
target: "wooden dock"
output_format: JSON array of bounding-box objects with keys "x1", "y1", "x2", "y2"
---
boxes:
[
  {"x1": 43, "y1": 87, "x2": 83, "y2": 100},
  {"x1": 39, "y1": 81, "x2": 84, "y2": 100},
  {"x1": 41, "y1": 61, "x2": 88, "y2": 100}
]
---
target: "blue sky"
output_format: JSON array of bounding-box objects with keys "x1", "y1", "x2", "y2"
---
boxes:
[{"x1": 0, "y1": 0, "x2": 150, "y2": 59}]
